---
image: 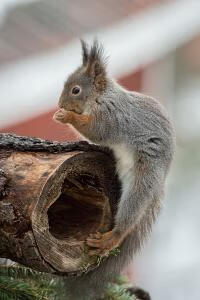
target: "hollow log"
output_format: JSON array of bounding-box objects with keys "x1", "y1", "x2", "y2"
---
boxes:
[{"x1": 0, "y1": 134, "x2": 120, "y2": 276}]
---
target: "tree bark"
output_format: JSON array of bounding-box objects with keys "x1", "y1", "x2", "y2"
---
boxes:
[{"x1": 0, "y1": 134, "x2": 120, "y2": 276}]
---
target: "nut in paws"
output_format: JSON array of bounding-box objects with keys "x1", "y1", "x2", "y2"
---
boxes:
[{"x1": 53, "y1": 109, "x2": 68, "y2": 123}]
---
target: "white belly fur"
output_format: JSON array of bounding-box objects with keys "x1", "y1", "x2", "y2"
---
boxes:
[{"x1": 110, "y1": 144, "x2": 135, "y2": 190}]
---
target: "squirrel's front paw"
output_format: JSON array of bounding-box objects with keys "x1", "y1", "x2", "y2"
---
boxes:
[
  {"x1": 53, "y1": 109, "x2": 66, "y2": 123},
  {"x1": 86, "y1": 230, "x2": 121, "y2": 256},
  {"x1": 53, "y1": 109, "x2": 71, "y2": 124}
]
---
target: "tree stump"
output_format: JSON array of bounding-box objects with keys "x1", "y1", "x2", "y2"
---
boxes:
[{"x1": 0, "y1": 134, "x2": 120, "y2": 276}]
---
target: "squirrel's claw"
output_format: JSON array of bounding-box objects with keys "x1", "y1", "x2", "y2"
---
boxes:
[
  {"x1": 87, "y1": 230, "x2": 121, "y2": 256},
  {"x1": 88, "y1": 232, "x2": 102, "y2": 240}
]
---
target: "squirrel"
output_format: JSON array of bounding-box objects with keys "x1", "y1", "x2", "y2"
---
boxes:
[{"x1": 53, "y1": 40, "x2": 175, "y2": 299}]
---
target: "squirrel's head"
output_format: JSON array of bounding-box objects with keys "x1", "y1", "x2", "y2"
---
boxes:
[{"x1": 58, "y1": 39, "x2": 107, "y2": 114}]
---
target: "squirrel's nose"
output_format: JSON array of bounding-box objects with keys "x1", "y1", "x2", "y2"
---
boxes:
[{"x1": 58, "y1": 97, "x2": 64, "y2": 109}]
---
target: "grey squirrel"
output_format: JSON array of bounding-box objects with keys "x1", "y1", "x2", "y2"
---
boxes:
[{"x1": 53, "y1": 40, "x2": 175, "y2": 299}]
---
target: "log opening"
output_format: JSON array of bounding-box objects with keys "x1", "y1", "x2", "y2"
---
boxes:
[
  {"x1": 48, "y1": 175, "x2": 109, "y2": 242},
  {"x1": 30, "y1": 151, "x2": 116, "y2": 274}
]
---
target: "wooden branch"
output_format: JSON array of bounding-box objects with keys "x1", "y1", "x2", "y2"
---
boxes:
[{"x1": 0, "y1": 134, "x2": 120, "y2": 276}]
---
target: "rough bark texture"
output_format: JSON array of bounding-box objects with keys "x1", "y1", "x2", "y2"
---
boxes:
[{"x1": 0, "y1": 134, "x2": 120, "y2": 276}]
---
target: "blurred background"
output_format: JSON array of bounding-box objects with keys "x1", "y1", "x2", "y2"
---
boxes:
[{"x1": 0, "y1": 0, "x2": 200, "y2": 299}]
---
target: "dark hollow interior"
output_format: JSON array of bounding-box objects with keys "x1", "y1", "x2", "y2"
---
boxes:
[{"x1": 47, "y1": 175, "x2": 106, "y2": 241}]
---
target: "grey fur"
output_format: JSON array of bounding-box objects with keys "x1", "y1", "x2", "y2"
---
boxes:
[{"x1": 58, "y1": 40, "x2": 175, "y2": 299}]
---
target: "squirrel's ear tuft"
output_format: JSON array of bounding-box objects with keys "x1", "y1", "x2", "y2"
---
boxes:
[
  {"x1": 87, "y1": 39, "x2": 107, "y2": 79},
  {"x1": 80, "y1": 39, "x2": 89, "y2": 66}
]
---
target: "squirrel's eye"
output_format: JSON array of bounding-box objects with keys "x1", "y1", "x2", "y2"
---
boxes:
[{"x1": 71, "y1": 86, "x2": 81, "y2": 95}]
